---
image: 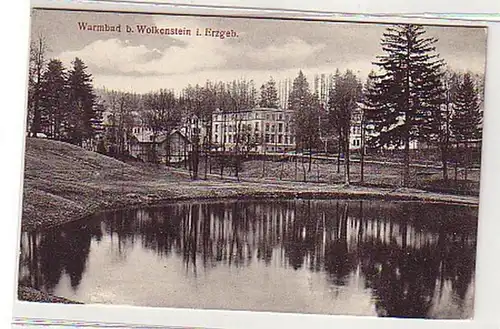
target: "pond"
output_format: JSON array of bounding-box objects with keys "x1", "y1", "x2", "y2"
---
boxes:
[{"x1": 18, "y1": 199, "x2": 478, "y2": 319}]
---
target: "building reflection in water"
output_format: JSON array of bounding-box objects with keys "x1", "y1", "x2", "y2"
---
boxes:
[{"x1": 19, "y1": 199, "x2": 477, "y2": 318}]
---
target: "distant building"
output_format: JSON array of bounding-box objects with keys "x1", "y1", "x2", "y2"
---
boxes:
[
  {"x1": 179, "y1": 114, "x2": 208, "y2": 146},
  {"x1": 211, "y1": 107, "x2": 296, "y2": 153},
  {"x1": 129, "y1": 128, "x2": 191, "y2": 163},
  {"x1": 350, "y1": 107, "x2": 419, "y2": 151}
]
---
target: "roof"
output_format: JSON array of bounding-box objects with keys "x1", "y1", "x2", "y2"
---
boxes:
[
  {"x1": 213, "y1": 107, "x2": 290, "y2": 115},
  {"x1": 131, "y1": 129, "x2": 190, "y2": 144}
]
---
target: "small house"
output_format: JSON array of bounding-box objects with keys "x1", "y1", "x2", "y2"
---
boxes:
[{"x1": 129, "y1": 128, "x2": 191, "y2": 164}]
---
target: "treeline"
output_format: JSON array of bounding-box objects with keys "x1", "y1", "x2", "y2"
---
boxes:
[
  {"x1": 363, "y1": 24, "x2": 483, "y2": 186},
  {"x1": 282, "y1": 24, "x2": 484, "y2": 187},
  {"x1": 27, "y1": 36, "x2": 102, "y2": 147}
]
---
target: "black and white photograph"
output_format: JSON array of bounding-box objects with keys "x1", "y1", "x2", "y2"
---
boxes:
[{"x1": 16, "y1": 6, "x2": 487, "y2": 321}]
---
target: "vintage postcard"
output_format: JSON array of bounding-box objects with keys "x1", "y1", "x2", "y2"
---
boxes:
[{"x1": 14, "y1": 4, "x2": 488, "y2": 325}]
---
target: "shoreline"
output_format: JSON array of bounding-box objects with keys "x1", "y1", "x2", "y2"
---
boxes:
[
  {"x1": 18, "y1": 184, "x2": 479, "y2": 305},
  {"x1": 18, "y1": 183, "x2": 479, "y2": 305},
  {"x1": 21, "y1": 177, "x2": 479, "y2": 233}
]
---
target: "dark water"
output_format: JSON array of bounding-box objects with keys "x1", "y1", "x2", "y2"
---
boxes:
[{"x1": 18, "y1": 199, "x2": 478, "y2": 319}]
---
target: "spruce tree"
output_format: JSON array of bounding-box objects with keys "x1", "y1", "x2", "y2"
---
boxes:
[
  {"x1": 451, "y1": 72, "x2": 482, "y2": 180},
  {"x1": 451, "y1": 72, "x2": 482, "y2": 142},
  {"x1": 364, "y1": 24, "x2": 445, "y2": 187},
  {"x1": 66, "y1": 57, "x2": 96, "y2": 146},
  {"x1": 39, "y1": 59, "x2": 67, "y2": 139},
  {"x1": 259, "y1": 77, "x2": 279, "y2": 108}
]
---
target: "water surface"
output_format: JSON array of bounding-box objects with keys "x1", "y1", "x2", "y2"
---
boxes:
[{"x1": 19, "y1": 199, "x2": 477, "y2": 319}]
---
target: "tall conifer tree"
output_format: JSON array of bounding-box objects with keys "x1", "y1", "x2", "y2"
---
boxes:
[
  {"x1": 66, "y1": 57, "x2": 97, "y2": 146},
  {"x1": 364, "y1": 24, "x2": 445, "y2": 187},
  {"x1": 259, "y1": 77, "x2": 279, "y2": 108},
  {"x1": 450, "y1": 72, "x2": 482, "y2": 180},
  {"x1": 39, "y1": 59, "x2": 67, "y2": 139}
]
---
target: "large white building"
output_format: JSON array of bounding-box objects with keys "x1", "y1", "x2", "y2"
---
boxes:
[{"x1": 211, "y1": 107, "x2": 296, "y2": 153}]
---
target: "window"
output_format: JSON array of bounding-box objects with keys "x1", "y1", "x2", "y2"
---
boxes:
[
  {"x1": 285, "y1": 136, "x2": 289, "y2": 144},
  {"x1": 215, "y1": 124, "x2": 219, "y2": 132},
  {"x1": 279, "y1": 114, "x2": 283, "y2": 121},
  {"x1": 266, "y1": 123, "x2": 270, "y2": 132},
  {"x1": 255, "y1": 122, "x2": 259, "y2": 131},
  {"x1": 278, "y1": 123, "x2": 283, "y2": 132},
  {"x1": 271, "y1": 125, "x2": 276, "y2": 132},
  {"x1": 215, "y1": 134, "x2": 218, "y2": 143},
  {"x1": 278, "y1": 135, "x2": 283, "y2": 144},
  {"x1": 265, "y1": 134, "x2": 270, "y2": 143}
]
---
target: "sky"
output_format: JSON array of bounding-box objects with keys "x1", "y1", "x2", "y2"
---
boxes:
[{"x1": 30, "y1": 8, "x2": 488, "y2": 94}]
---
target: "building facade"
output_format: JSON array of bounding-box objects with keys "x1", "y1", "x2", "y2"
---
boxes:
[
  {"x1": 211, "y1": 107, "x2": 296, "y2": 154},
  {"x1": 129, "y1": 128, "x2": 191, "y2": 163},
  {"x1": 349, "y1": 108, "x2": 419, "y2": 151}
]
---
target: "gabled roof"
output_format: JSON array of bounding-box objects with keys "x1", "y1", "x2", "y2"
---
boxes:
[{"x1": 131, "y1": 129, "x2": 191, "y2": 144}]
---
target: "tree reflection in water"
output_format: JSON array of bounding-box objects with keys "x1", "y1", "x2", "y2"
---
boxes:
[{"x1": 19, "y1": 199, "x2": 477, "y2": 318}]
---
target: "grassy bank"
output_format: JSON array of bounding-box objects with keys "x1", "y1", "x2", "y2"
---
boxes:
[
  {"x1": 18, "y1": 285, "x2": 82, "y2": 304},
  {"x1": 20, "y1": 138, "x2": 479, "y2": 233}
]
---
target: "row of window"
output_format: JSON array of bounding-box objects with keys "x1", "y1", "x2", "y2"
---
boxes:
[
  {"x1": 213, "y1": 134, "x2": 295, "y2": 145},
  {"x1": 214, "y1": 122, "x2": 290, "y2": 133},
  {"x1": 213, "y1": 112, "x2": 291, "y2": 122}
]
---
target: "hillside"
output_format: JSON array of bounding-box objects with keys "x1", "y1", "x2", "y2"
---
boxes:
[{"x1": 21, "y1": 138, "x2": 184, "y2": 231}]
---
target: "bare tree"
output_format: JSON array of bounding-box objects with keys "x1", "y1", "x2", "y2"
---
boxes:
[
  {"x1": 142, "y1": 89, "x2": 181, "y2": 166},
  {"x1": 28, "y1": 34, "x2": 49, "y2": 137}
]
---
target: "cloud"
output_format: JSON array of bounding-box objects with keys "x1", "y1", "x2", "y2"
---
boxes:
[
  {"x1": 247, "y1": 37, "x2": 326, "y2": 65},
  {"x1": 58, "y1": 35, "x2": 232, "y2": 76}
]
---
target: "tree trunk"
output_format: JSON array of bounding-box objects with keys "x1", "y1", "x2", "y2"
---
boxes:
[
  {"x1": 294, "y1": 146, "x2": 298, "y2": 181},
  {"x1": 192, "y1": 134, "x2": 200, "y2": 180},
  {"x1": 464, "y1": 141, "x2": 469, "y2": 181},
  {"x1": 262, "y1": 139, "x2": 267, "y2": 178},
  {"x1": 302, "y1": 156, "x2": 307, "y2": 182},
  {"x1": 442, "y1": 100, "x2": 451, "y2": 182},
  {"x1": 204, "y1": 126, "x2": 210, "y2": 179},
  {"x1": 165, "y1": 135, "x2": 171, "y2": 167},
  {"x1": 234, "y1": 125, "x2": 240, "y2": 182},
  {"x1": 360, "y1": 121, "x2": 365, "y2": 184},
  {"x1": 336, "y1": 139, "x2": 341, "y2": 173},
  {"x1": 344, "y1": 127, "x2": 350, "y2": 185},
  {"x1": 403, "y1": 134, "x2": 410, "y2": 187},
  {"x1": 441, "y1": 144, "x2": 448, "y2": 182},
  {"x1": 220, "y1": 120, "x2": 226, "y2": 179},
  {"x1": 308, "y1": 145, "x2": 312, "y2": 172}
]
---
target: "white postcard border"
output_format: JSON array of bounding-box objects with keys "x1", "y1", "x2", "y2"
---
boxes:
[{"x1": 9, "y1": 1, "x2": 500, "y2": 328}]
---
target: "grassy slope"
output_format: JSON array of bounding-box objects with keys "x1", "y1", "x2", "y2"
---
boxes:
[
  {"x1": 22, "y1": 138, "x2": 180, "y2": 231},
  {"x1": 20, "y1": 138, "x2": 479, "y2": 232}
]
